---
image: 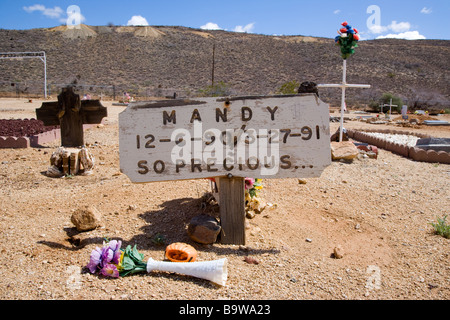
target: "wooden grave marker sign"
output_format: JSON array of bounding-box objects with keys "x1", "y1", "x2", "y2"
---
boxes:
[
  {"x1": 119, "y1": 94, "x2": 331, "y2": 244},
  {"x1": 36, "y1": 86, "x2": 108, "y2": 148}
]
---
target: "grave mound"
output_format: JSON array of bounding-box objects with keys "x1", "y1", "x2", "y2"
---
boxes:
[
  {"x1": 348, "y1": 129, "x2": 450, "y2": 164},
  {"x1": 0, "y1": 119, "x2": 58, "y2": 137},
  {"x1": 393, "y1": 114, "x2": 438, "y2": 124}
]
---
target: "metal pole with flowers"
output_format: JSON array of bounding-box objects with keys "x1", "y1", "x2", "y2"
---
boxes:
[
  {"x1": 318, "y1": 21, "x2": 371, "y2": 142},
  {"x1": 336, "y1": 21, "x2": 360, "y2": 60}
]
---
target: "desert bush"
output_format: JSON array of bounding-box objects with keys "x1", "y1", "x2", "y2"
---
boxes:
[
  {"x1": 198, "y1": 81, "x2": 232, "y2": 97},
  {"x1": 276, "y1": 80, "x2": 300, "y2": 95},
  {"x1": 429, "y1": 215, "x2": 450, "y2": 239},
  {"x1": 368, "y1": 93, "x2": 403, "y2": 113}
]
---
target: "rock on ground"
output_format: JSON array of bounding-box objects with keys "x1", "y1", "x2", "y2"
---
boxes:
[
  {"x1": 331, "y1": 141, "x2": 359, "y2": 160},
  {"x1": 71, "y1": 206, "x2": 102, "y2": 232}
]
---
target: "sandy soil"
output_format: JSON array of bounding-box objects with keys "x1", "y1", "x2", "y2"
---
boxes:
[{"x1": 0, "y1": 98, "x2": 449, "y2": 301}]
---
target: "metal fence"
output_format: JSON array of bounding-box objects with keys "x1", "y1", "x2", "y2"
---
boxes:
[{"x1": 0, "y1": 80, "x2": 189, "y2": 101}]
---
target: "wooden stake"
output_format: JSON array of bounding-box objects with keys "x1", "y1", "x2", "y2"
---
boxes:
[
  {"x1": 218, "y1": 176, "x2": 246, "y2": 245},
  {"x1": 70, "y1": 150, "x2": 80, "y2": 175}
]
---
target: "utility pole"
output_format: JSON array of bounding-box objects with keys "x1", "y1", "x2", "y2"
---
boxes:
[{"x1": 211, "y1": 43, "x2": 215, "y2": 87}]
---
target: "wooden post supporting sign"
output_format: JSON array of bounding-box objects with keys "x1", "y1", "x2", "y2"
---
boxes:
[{"x1": 218, "y1": 176, "x2": 245, "y2": 244}]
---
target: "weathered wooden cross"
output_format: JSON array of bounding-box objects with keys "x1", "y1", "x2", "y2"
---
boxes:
[
  {"x1": 36, "y1": 86, "x2": 107, "y2": 147},
  {"x1": 380, "y1": 98, "x2": 397, "y2": 119},
  {"x1": 318, "y1": 59, "x2": 371, "y2": 142},
  {"x1": 119, "y1": 94, "x2": 331, "y2": 245}
]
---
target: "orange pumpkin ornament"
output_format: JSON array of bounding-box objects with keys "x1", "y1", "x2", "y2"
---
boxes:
[{"x1": 165, "y1": 242, "x2": 197, "y2": 262}]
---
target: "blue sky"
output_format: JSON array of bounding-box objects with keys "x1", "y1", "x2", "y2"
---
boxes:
[{"x1": 0, "y1": 0, "x2": 448, "y2": 40}]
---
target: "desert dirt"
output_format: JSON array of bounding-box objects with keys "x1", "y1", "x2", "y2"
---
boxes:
[{"x1": 0, "y1": 98, "x2": 449, "y2": 300}]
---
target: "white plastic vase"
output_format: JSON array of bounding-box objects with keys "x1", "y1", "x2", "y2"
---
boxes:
[{"x1": 146, "y1": 258, "x2": 228, "y2": 286}]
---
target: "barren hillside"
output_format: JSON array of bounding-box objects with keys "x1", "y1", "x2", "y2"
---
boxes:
[{"x1": 0, "y1": 25, "x2": 449, "y2": 109}]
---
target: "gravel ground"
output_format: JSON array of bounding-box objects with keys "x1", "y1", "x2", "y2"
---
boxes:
[{"x1": 0, "y1": 99, "x2": 449, "y2": 301}]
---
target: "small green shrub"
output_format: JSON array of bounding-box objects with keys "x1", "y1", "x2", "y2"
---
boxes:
[
  {"x1": 387, "y1": 72, "x2": 396, "y2": 78},
  {"x1": 429, "y1": 215, "x2": 450, "y2": 239},
  {"x1": 368, "y1": 92, "x2": 403, "y2": 113},
  {"x1": 198, "y1": 81, "x2": 231, "y2": 97},
  {"x1": 276, "y1": 80, "x2": 300, "y2": 95}
]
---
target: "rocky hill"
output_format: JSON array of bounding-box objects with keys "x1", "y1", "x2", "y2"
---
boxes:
[{"x1": 0, "y1": 24, "x2": 449, "y2": 109}]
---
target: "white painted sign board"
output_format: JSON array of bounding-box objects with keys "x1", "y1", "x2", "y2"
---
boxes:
[{"x1": 119, "y1": 94, "x2": 331, "y2": 183}]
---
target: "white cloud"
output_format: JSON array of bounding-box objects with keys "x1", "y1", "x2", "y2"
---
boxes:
[
  {"x1": 200, "y1": 22, "x2": 255, "y2": 33},
  {"x1": 369, "y1": 20, "x2": 411, "y2": 34},
  {"x1": 376, "y1": 31, "x2": 426, "y2": 40},
  {"x1": 23, "y1": 4, "x2": 64, "y2": 19},
  {"x1": 233, "y1": 23, "x2": 255, "y2": 33},
  {"x1": 368, "y1": 24, "x2": 388, "y2": 34},
  {"x1": 200, "y1": 22, "x2": 222, "y2": 30},
  {"x1": 24, "y1": 4, "x2": 85, "y2": 24},
  {"x1": 23, "y1": 4, "x2": 45, "y2": 13},
  {"x1": 333, "y1": 9, "x2": 341, "y2": 14},
  {"x1": 367, "y1": 19, "x2": 424, "y2": 40},
  {"x1": 389, "y1": 21, "x2": 411, "y2": 33},
  {"x1": 127, "y1": 15, "x2": 149, "y2": 26},
  {"x1": 421, "y1": 7, "x2": 432, "y2": 14}
]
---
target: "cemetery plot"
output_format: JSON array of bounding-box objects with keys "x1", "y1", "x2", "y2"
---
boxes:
[
  {"x1": 415, "y1": 138, "x2": 450, "y2": 152},
  {"x1": 0, "y1": 118, "x2": 60, "y2": 148},
  {"x1": 348, "y1": 129, "x2": 450, "y2": 164},
  {"x1": 0, "y1": 119, "x2": 58, "y2": 137}
]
